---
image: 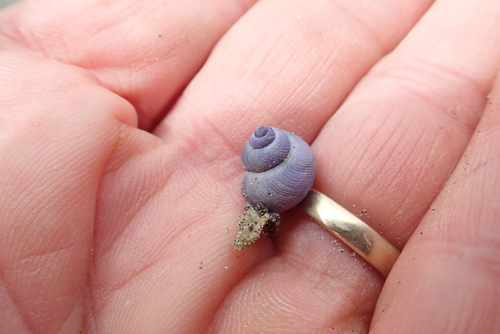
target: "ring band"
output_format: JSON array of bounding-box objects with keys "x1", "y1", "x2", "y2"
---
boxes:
[{"x1": 297, "y1": 189, "x2": 400, "y2": 277}]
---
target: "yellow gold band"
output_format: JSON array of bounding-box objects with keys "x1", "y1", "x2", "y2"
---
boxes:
[{"x1": 298, "y1": 189, "x2": 400, "y2": 277}]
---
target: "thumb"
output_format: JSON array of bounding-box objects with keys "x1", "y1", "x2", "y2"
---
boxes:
[{"x1": 0, "y1": 49, "x2": 130, "y2": 332}]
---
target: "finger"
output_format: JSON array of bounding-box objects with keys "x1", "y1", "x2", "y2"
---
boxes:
[
  {"x1": 0, "y1": 50, "x2": 144, "y2": 332},
  {"x1": 154, "y1": 0, "x2": 433, "y2": 144},
  {"x1": 371, "y1": 69, "x2": 500, "y2": 333},
  {"x1": 0, "y1": 0, "x2": 257, "y2": 129},
  {"x1": 314, "y1": 0, "x2": 500, "y2": 245}
]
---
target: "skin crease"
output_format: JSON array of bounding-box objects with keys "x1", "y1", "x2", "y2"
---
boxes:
[{"x1": 0, "y1": 0, "x2": 499, "y2": 333}]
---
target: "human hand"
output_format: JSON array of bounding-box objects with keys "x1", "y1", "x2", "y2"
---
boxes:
[{"x1": 1, "y1": 0, "x2": 499, "y2": 332}]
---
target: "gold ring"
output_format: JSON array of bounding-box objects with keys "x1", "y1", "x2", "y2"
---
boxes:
[{"x1": 297, "y1": 189, "x2": 400, "y2": 277}]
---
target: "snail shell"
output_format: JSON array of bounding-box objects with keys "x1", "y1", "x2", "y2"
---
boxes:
[{"x1": 241, "y1": 126, "x2": 316, "y2": 213}]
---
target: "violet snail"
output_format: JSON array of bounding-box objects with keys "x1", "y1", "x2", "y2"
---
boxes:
[{"x1": 233, "y1": 126, "x2": 316, "y2": 250}]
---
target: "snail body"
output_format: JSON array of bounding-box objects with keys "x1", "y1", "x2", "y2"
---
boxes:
[{"x1": 233, "y1": 126, "x2": 316, "y2": 250}]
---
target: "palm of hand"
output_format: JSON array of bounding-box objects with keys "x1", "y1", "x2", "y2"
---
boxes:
[{"x1": 1, "y1": 0, "x2": 500, "y2": 333}]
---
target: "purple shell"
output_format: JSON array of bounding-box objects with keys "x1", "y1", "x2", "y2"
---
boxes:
[{"x1": 241, "y1": 126, "x2": 316, "y2": 213}]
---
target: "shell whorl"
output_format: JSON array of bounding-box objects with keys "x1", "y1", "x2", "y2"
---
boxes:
[{"x1": 241, "y1": 126, "x2": 316, "y2": 213}]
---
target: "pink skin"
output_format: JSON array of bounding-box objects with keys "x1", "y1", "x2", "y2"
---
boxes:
[{"x1": 0, "y1": 0, "x2": 499, "y2": 333}]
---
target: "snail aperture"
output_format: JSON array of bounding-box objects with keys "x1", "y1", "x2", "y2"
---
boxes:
[{"x1": 233, "y1": 126, "x2": 316, "y2": 250}]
